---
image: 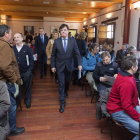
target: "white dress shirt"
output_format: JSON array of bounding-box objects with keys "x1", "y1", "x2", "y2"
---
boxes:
[
  {"x1": 61, "y1": 36, "x2": 68, "y2": 49},
  {"x1": 16, "y1": 44, "x2": 23, "y2": 52}
]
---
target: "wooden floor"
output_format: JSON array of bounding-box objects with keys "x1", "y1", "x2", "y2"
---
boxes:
[{"x1": 8, "y1": 68, "x2": 134, "y2": 140}]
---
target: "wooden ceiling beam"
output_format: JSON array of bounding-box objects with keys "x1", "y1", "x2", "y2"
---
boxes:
[
  {"x1": 68, "y1": 0, "x2": 123, "y2": 3},
  {"x1": 0, "y1": 11, "x2": 89, "y2": 18},
  {"x1": 0, "y1": 5, "x2": 100, "y2": 13}
]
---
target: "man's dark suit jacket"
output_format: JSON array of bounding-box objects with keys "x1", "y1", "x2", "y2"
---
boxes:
[
  {"x1": 116, "y1": 49, "x2": 127, "y2": 61},
  {"x1": 51, "y1": 37, "x2": 82, "y2": 73},
  {"x1": 35, "y1": 35, "x2": 48, "y2": 56}
]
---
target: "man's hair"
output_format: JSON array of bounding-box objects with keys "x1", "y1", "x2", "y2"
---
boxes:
[
  {"x1": 108, "y1": 44, "x2": 114, "y2": 49},
  {"x1": 127, "y1": 46, "x2": 136, "y2": 52},
  {"x1": 101, "y1": 51, "x2": 110, "y2": 59},
  {"x1": 59, "y1": 24, "x2": 69, "y2": 31},
  {"x1": 123, "y1": 43, "x2": 129, "y2": 48},
  {"x1": 0, "y1": 24, "x2": 11, "y2": 37},
  {"x1": 125, "y1": 52, "x2": 135, "y2": 56},
  {"x1": 121, "y1": 55, "x2": 137, "y2": 70},
  {"x1": 90, "y1": 43, "x2": 98, "y2": 51},
  {"x1": 39, "y1": 27, "x2": 44, "y2": 30}
]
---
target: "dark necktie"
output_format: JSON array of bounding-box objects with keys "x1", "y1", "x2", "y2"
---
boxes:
[
  {"x1": 63, "y1": 38, "x2": 67, "y2": 52},
  {"x1": 41, "y1": 36, "x2": 44, "y2": 44}
]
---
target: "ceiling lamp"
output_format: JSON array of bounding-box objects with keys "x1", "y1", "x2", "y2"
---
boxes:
[
  {"x1": 78, "y1": 2, "x2": 83, "y2": 5},
  {"x1": 134, "y1": 1, "x2": 140, "y2": 10},
  {"x1": 84, "y1": 21, "x2": 86, "y2": 25},
  {"x1": 92, "y1": 18, "x2": 95, "y2": 23},
  {"x1": 43, "y1": 2, "x2": 49, "y2": 4},
  {"x1": 107, "y1": 13, "x2": 111, "y2": 19}
]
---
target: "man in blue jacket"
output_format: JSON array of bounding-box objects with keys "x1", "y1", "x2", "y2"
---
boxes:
[
  {"x1": 83, "y1": 43, "x2": 101, "y2": 95},
  {"x1": 13, "y1": 33, "x2": 34, "y2": 108}
]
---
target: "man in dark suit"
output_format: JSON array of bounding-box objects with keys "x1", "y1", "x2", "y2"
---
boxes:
[
  {"x1": 35, "y1": 27, "x2": 48, "y2": 78},
  {"x1": 26, "y1": 32, "x2": 33, "y2": 43},
  {"x1": 51, "y1": 24, "x2": 82, "y2": 113},
  {"x1": 116, "y1": 43, "x2": 129, "y2": 61}
]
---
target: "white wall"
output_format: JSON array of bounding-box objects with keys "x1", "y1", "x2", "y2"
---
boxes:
[
  {"x1": 8, "y1": 18, "x2": 43, "y2": 39},
  {"x1": 129, "y1": 1, "x2": 140, "y2": 47}
]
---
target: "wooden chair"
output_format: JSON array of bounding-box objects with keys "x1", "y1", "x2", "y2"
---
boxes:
[{"x1": 91, "y1": 81, "x2": 99, "y2": 103}]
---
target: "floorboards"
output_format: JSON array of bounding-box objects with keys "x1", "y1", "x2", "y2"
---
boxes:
[{"x1": 8, "y1": 68, "x2": 134, "y2": 140}]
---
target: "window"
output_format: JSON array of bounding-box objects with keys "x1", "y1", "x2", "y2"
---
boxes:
[
  {"x1": 87, "y1": 26, "x2": 97, "y2": 42},
  {"x1": 107, "y1": 24, "x2": 114, "y2": 38}
]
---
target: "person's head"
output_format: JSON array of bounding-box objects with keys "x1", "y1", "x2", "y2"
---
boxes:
[
  {"x1": 28, "y1": 42, "x2": 31, "y2": 47},
  {"x1": 106, "y1": 44, "x2": 114, "y2": 52},
  {"x1": 22, "y1": 40, "x2": 26, "y2": 45},
  {"x1": 122, "y1": 43, "x2": 129, "y2": 51},
  {"x1": 31, "y1": 40, "x2": 35, "y2": 45},
  {"x1": 0, "y1": 25, "x2": 12, "y2": 42},
  {"x1": 14, "y1": 33, "x2": 23, "y2": 45},
  {"x1": 101, "y1": 51, "x2": 111, "y2": 65},
  {"x1": 39, "y1": 27, "x2": 44, "y2": 36},
  {"x1": 53, "y1": 31, "x2": 59, "y2": 40},
  {"x1": 126, "y1": 52, "x2": 135, "y2": 57},
  {"x1": 45, "y1": 33, "x2": 47, "y2": 36},
  {"x1": 127, "y1": 46, "x2": 137, "y2": 54},
  {"x1": 121, "y1": 55, "x2": 138, "y2": 75},
  {"x1": 88, "y1": 44, "x2": 91, "y2": 51},
  {"x1": 12, "y1": 39, "x2": 16, "y2": 46},
  {"x1": 90, "y1": 43, "x2": 99, "y2": 55},
  {"x1": 99, "y1": 45, "x2": 102, "y2": 50},
  {"x1": 78, "y1": 32, "x2": 87, "y2": 40},
  {"x1": 103, "y1": 42, "x2": 107, "y2": 49},
  {"x1": 59, "y1": 24, "x2": 69, "y2": 38},
  {"x1": 34, "y1": 33, "x2": 38, "y2": 36},
  {"x1": 27, "y1": 32, "x2": 30, "y2": 35}
]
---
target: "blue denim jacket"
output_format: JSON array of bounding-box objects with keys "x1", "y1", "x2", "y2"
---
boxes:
[{"x1": 82, "y1": 52, "x2": 101, "y2": 76}]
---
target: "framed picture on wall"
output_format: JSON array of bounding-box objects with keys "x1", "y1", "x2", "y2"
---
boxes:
[
  {"x1": 50, "y1": 26, "x2": 59, "y2": 34},
  {"x1": 24, "y1": 26, "x2": 34, "y2": 36}
]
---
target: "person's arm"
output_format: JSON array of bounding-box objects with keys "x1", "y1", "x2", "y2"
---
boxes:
[
  {"x1": 28, "y1": 47, "x2": 34, "y2": 72},
  {"x1": 116, "y1": 50, "x2": 120, "y2": 60},
  {"x1": 0, "y1": 82, "x2": 10, "y2": 118},
  {"x1": 0, "y1": 46, "x2": 18, "y2": 84},
  {"x1": 34, "y1": 37, "x2": 38, "y2": 57},
  {"x1": 46, "y1": 40, "x2": 51, "y2": 58},
  {"x1": 73, "y1": 39, "x2": 82, "y2": 67},
  {"x1": 92, "y1": 65, "x2": 101, "y2": 82},
  {"x1": 120, "y1": 82, "x2": 140, "y2": 122},
  {"x1": 110, "y1": 50, "x2": 115, "y2": 61},
  {"x1": 51, "y1": 41, "x2": 57, "y2": 69},
  {"x1": 82, "y1": 40, "x2": 87, "y2": 56},
  {"x1": 82, "y1": 57, "x2": 95, "y2": 71}
]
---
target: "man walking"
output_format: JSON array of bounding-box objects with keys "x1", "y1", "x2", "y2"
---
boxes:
[
  {"x1": 35, "y1": 27, "x2": 48, "y2": 79},
  {"x1": 51, "y1": 24, "x2": 82, "y2": 113},
  {"x1": 13, "y1": 33, "x2": 34, "y2": 108}
]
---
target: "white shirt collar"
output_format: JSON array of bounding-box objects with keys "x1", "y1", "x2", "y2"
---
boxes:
[
  {"x1": 62, "y1": 36, "x2": 68, "y2": 40},
  {"x1": 16, "y1": 43, "x2": 23, "y2": 52}
]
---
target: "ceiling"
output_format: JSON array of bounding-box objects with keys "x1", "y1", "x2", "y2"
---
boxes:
[{"x1": 0, "y1": 0, "x2": 123, "y2": 21}]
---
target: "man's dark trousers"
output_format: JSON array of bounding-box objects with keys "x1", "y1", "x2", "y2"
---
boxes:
[
  {"x1": 38, "y1": 50, "x2": 47, "y2": 76},
  {"x1": 19, "y1": 70, "x2": 33, "y2": 106},
  {"x1": 57, "y1": 67, "x2": 72, "y2": 104}
]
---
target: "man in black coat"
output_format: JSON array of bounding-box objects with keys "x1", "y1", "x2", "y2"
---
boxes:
[
  {"x1": 116, "y1": 43, "x2": 129, "y2": 60},
  {"x1": 13, "y1": 33, "x2": 34, "y2": 108},
  {"x1": 35, "y1": 27, "x2": 48, "y2": 78},
  {"x1": 51, "y1": 24, "x2": 82, "y2": 113}
]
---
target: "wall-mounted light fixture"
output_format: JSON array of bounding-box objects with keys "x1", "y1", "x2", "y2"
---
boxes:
[
  {"x1": 134, "y1": 1, "x2": 140, "y2": 10},
  {"x1": 84, "y1": 21, "x2": 86, "y2": 25},
  {"x1": 92, "y1": 18, "x2": 95, "y2": 23},
  {"x1": 107, "y1": 13, "x2": 112, "y2": 19}
]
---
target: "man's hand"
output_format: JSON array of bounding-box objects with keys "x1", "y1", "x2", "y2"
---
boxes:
[
  {"x1": 48, "y1": 55, "x2": 51, "y2": 59},
  {"x1": 114, "y1": 74, "x2": 118, "y2": 79},
  {"x1": 52, "y1": 68, "x2": 56, "y2": 73},
  {"x1": 78, "y1": 66, "x2": 82, "y2": 71},
  {"x1": 35, "y1": 54, "x2": 37, "y2": 58},
  {"x1": 101, "y1": 77, "x2": 107, "y2": 82}
]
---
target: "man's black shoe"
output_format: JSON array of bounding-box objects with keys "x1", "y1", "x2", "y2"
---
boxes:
[
  {"x1": 40, "y1": 75, "x2": 43, "y2": 79},
  {"x1": 9, "y1": 127, "x2": 25, "y2": 137},
  {"x1": 65, "y1": 92, "x2": 68, "y2": 98},
  {"x1": 59, "y1": 104, "x2": 65, "y2": 113},
  {"x1": 26, "y1": 104, "x2": 31, "y2": 108}
]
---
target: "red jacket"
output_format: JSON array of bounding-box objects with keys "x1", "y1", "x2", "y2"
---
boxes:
[{"x1": 107, "y1": 70, "x2": 140, "y2": 122}]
